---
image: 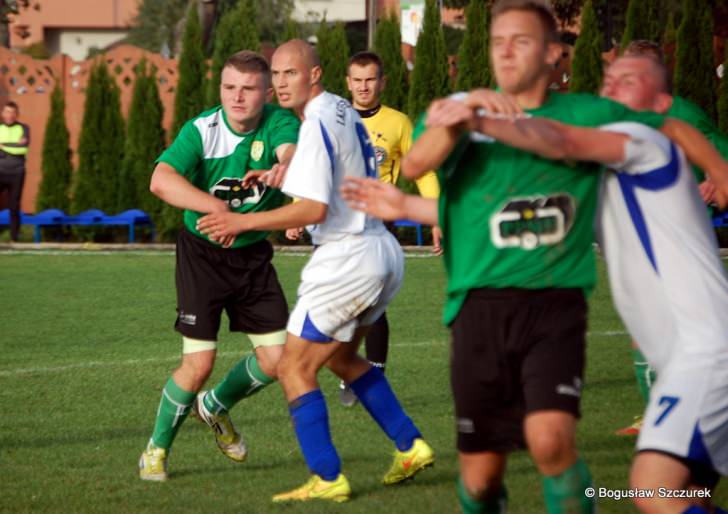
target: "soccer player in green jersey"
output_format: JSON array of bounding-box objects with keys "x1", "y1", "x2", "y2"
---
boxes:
[
  {"x1": 346, "y1": 0, "x2": 697, "y2": 512},
  {"x1": 138, "y1": 50, "x2": 300, "y2": 481},
  {"x1": 612, "y1": 40, "x2": 728, "y2": 436}
]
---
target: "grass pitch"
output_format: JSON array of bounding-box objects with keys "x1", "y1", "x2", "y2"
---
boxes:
[{"x1": 0, "y1": 250, "x2": 726, "y2": 513}]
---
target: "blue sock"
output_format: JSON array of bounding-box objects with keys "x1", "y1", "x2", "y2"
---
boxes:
[
  {"x1": 349, "y1": 366, "x2": 422, "y2": 451},
  {"x1": 289, "y1": 390, "x2": 340, "y2": 481},
  {"x1": 682, "y1": 507, "x2": 710, "y2": 514}
]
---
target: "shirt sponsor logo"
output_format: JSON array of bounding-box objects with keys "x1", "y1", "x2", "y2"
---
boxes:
[
  {"x1": 251, "y1": 140, "x2": 264, "y2": 161},
  {"x1": 210, "y1": 177, "x2": 267, "y2": 208},
  {"x1": 490, "y1": 194, "x2": 575, "y2": 250}
]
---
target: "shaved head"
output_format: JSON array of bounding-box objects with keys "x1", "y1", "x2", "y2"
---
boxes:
[{"x1": 273, "y1": 39, "x2": 320, "y2": 70}]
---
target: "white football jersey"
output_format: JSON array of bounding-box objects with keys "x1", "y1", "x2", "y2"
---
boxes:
[
  {"x1": 596, "y1": 122, "x2": 728, "y2": 372},
  {"x1": 282, "y1": 91, "x2": 385, "y2": 245}
]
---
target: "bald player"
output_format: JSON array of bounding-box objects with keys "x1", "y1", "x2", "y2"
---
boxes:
[{"x1": 196, "y1": 39, "x2": 433, "y2": 504}]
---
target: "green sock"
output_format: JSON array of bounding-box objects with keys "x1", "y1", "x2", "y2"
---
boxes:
[
  {"x1": 457, "y1": 476, "x2": 507, "y2": 514},
  {"x1": 632, "y1": 348, "x2": 656, "y2": 405},
  {"x1": 543, "y1": 458, "x2": 594, "y2": 514},
  {"x1": 204, "y1": 353, "x2": 275, "y2": 414},
  {"x1": 150, "y1": 377, "x2": 196, "y2": 450}
]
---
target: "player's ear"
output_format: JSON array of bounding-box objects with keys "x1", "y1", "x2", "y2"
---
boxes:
[
  {"x1": 345, "y1": 74, "x2": 353, "y2": 92},
  {"x1": 311, "y1": 65, "x2": 322, "y2": 85},
  {"x1": 653, "y1": 92, "x2": 672, "y2": 114},
  {"x1": 545, "y1": 42, "x2": 562, "y2": 68},
  {"x1": 265, "y1": 86, "x2": 274, "y2": 103}
]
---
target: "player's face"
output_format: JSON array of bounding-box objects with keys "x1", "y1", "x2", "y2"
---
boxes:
[
  {"x1": 220, "y1": 67, "x2": 270, "y2": 133},
  {"x1": 490, "y1": 10, "x2": 558, "y2": 95},
  {"x1": 600, "y1": 58, "x2": 661, "y2": 111},
  {"x1": 271, "y1": 49, "x2": 313, "y2": 114},
  {"x1": 1, "y1": 106, "x2": 18, "y2": 125},
  {"x1": 347, "y1": 63, "x2": 384, "y2": 110}
]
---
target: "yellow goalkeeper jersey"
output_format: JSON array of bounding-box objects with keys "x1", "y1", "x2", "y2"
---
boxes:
[{"x1": 359, "y1": 105, "x2": 439, "y2": 199}]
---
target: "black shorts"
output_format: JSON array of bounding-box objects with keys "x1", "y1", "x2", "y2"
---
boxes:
[
  {"x1": 174, "y1": 229, "x2": 288, "y2": 340},
  {"x1": 451, "y1": 287, "x2": 587, "y2": 453}
]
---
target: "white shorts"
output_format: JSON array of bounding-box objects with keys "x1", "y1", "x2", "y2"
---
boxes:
[
  {"x1": 287, "y1": 231, "x2": 404, "y2": 343},
  {"x1": 637, "y1": 356, "x2": 728, "y2": 476}
]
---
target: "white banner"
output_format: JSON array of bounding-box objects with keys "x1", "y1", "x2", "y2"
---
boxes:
[{"x1": 401, "y1": 0, "x2": 426, "y2": 47}]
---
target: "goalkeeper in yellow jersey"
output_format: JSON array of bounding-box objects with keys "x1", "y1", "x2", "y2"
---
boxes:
[{"x1": 340, "y1": 51, "x2": 441, "y2": 406}]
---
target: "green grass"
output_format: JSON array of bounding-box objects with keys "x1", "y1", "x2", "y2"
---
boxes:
[{"x1": 0, "y1": 251, "x2": 725, "y2": 513}]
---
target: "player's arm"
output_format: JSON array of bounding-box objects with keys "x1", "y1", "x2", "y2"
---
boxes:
[
  {"x1": 341, "y1": 177, "x2": 438, "y2": 226},
  {"x1": 474, "y1": 115, "x2": 628, "y2": 164},
  {"x1": 660, "y1": 118, "x2": 728, "y2": 206},
  {"x1": 149, "y1": 162, "x2": 228, "y2": 213}
]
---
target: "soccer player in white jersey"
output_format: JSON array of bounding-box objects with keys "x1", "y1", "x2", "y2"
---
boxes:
[
  {"x1": 342, "y1": 83, "x2": 728, "y2": 514},
  {"x1": 196, "y1": 39, "x2": 434, "y2": 504}
]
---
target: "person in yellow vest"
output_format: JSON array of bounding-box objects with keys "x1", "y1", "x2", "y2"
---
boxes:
[
  {"x1": 0, "y1": 101, "x2": 29, "y2": 242},
  {"x1": 338, "y1": 51, "x2": 442, "y2": 406}
]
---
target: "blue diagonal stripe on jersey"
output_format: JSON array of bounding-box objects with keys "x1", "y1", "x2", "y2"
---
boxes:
[
  {"x1": 301, "y1": 312, "x2": 334, "y2": 343},
  {"x1": 617, "y1": 143, "x2": 680, "y2": 273},
  {"x1": 319, "y1": 120, "x2": 335, "y2": 174}
]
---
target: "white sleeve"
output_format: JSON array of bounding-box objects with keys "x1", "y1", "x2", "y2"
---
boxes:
[
  {"x1": 281, "y1": 118, "x2": 334, "y2": 204},
  {"x1": 607, "y1": 137, "x2": 673, "y2": 175}
]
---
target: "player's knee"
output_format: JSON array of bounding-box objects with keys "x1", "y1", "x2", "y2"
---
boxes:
[
  {"x1": 528, "y1": 430, "x2": 574, "y2": 475},
  {"x1": 461, "y1": 474, "x2": 503, "y2": 501},
  {"x1": 256, "y1": 355, "x2": 279, "y2": 379},
  {"x1": 177, "y1": 360, "x2": 214, "y2": 390}
]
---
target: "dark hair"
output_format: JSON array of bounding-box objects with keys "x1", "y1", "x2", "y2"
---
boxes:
[
  {"x1": 622, "y1": 40, "x2": 664, "y2": 62},
  {"x1": 223, "y1": 50, "x2": 271, "y2": 84},
  {"x1": 3, "y1": 101, "x2": 18, "y2": 112},
  {"x1": 491, "y1": 0, "x2": 559, "y2": 43},
  {"x1": 348, "y1": 51, "x2": 384, "y2": 78}
]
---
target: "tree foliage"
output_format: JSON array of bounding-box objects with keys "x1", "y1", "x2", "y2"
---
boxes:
[
  {"x1": 408, "y1": 0, "x2": 450, "y2": 120},
  {"x1": 172, "y1": 3, "x2": 206, "y2": 138},
  {"x1": 674, "y1": 0, "x2": 717, "y2": 120},
  {"x1": 217, "y1": 0, "x2": 294, "y2": 44},
  {"x1": 373, "y1": 10, "x2": 408, "y2": 111},
  {"x1": 317, "y1": 20, "x2": 350, "y2": 98},
  {"x1": 72, "y1": 61, "x2": 125, "y2": 218},
  {"x1": 719, "y1": 45, "x2": 728, "y2": 134},
  {"x1": 455, "y1": 0, "x2": 491, "y2": 91},
  {"x1": 620, "y1": 0, "x2": 649, "y2": 50},
  {"x1": 206, "y1": 0, "x2": 261, "y2": 107},
  {"x1": 37, "y1": 85, "x2": 72, "y2": 212},
  {"x1": 127, "y1": 0, "x2": 188, "y2": 55},
  {"x1": 569, "y1": 0, "x2": 603, "y2": 93},
  {"x1": 117, "y1": 60, "x2": 166, "y2": 219}
]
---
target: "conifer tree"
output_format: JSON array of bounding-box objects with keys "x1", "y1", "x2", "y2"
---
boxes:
[
  {"x1": 569, "y1": 0, "x2": 603, "y2": 94},
  {"x1": 455, "y1": 0, "x2": 491, "y2": 91},
  {"x1": 674, "y1": 0, "x2": 716, "y2": 120},
  {"x1": 72, "y1": 61, "x2": 125, "y2": 220},
  {"x1": 373, "y1": 10, "x2": 408, "y2": 111},
  {"x1": 172, "y1": 3, "x2": 206, "y2": 138},
  {"x1": 407, "y1": 0, "x2": 449, "y2": 120},
  {"x1": 663, "y1": 11, "x2": 677, "y2": 71},
  {"x1": 281, "y1": 16, "x2": 300, "y2": 42},
  {"x1": 316, "y1": 20, "x2": 350, "y2": 98},
  {"x1": 118, "y1": 60, "x2": 166, "y2": 218},
  {"x1": 620, "y1": 0, "x2": 648, "y2": 50},
  {"x1": 37, "y1": 86, "x2": 72, "y2": 212},
  {"x1": 718, "y1": 44, "x2": 728, "y2": 134}
]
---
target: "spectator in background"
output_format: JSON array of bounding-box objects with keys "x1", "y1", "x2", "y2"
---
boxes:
[{"x1": 0, "y1": 101, "x2": 29, "y2": 242}]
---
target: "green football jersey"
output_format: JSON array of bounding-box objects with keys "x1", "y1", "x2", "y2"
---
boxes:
[
  {"x1": 667, "y1": 95, "x2": 728, "y2": 184},
  {"x1": 415, "y1": 92, "x2": 664, "y2": 325},
  {"x1": 157, "y1": 104, "x2": 300, "y2": 248}
]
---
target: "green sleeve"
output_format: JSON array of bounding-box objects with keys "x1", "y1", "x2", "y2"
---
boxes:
[
  {"x1": 670, "y1": 96, "x2": 728, "y2": 161},
  {"x1": 268, "y1": 106, "x2": 301, "y2": 150},
  {"x1": 604, "y1": 96, "x2": 665, "y2": 128},
  {"x1": 156, "y1": 120, "x2": 203, "y2": 177},
  {"x1": 413, "y1": 114, "x2": 470, "y2": 181}
]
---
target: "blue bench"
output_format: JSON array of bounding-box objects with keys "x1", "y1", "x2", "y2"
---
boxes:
[
  {"x1": 713, "y1": 211, "x2": 728, "y2": 228},
  {"x1": 0, "y1": 208, "x2": 154, "y2": 243},
  {"x1": 393, "y1": 219, "x2": 424, "y2": 246}
]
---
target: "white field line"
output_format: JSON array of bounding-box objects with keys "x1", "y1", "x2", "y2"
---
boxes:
[{"x1": 0, "y1": 331, "x2": 629, "y2": 378}]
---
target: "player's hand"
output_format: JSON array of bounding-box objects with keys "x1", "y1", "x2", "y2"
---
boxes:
[
  {"x1": 196, "y1": 212, "x2": 250, "y2": 240},
  {"x1": 425, "y1": 98, "x2": 476, "y2": 129},
  {"x1": 262, "y1": 162, "x2": 288, "y2": 189},
  {"x1": 463, "y1": 89, "x2": 523, "y2": 118},
  {"x1": 286, "y1": 227, "x2": 304, "y2": 240},
  {"x1": 241, "y1": 170, "x2": 266, "y2": 189},
  {"x1": 431, "y1": 225, "x2": 444, "y2": 256},
  {"x1": 699, "y1": 179, "x2": 717, "y2": 205},
  {"x1": 341, "y1": 177, "x2": 406, "y2": 221}
]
